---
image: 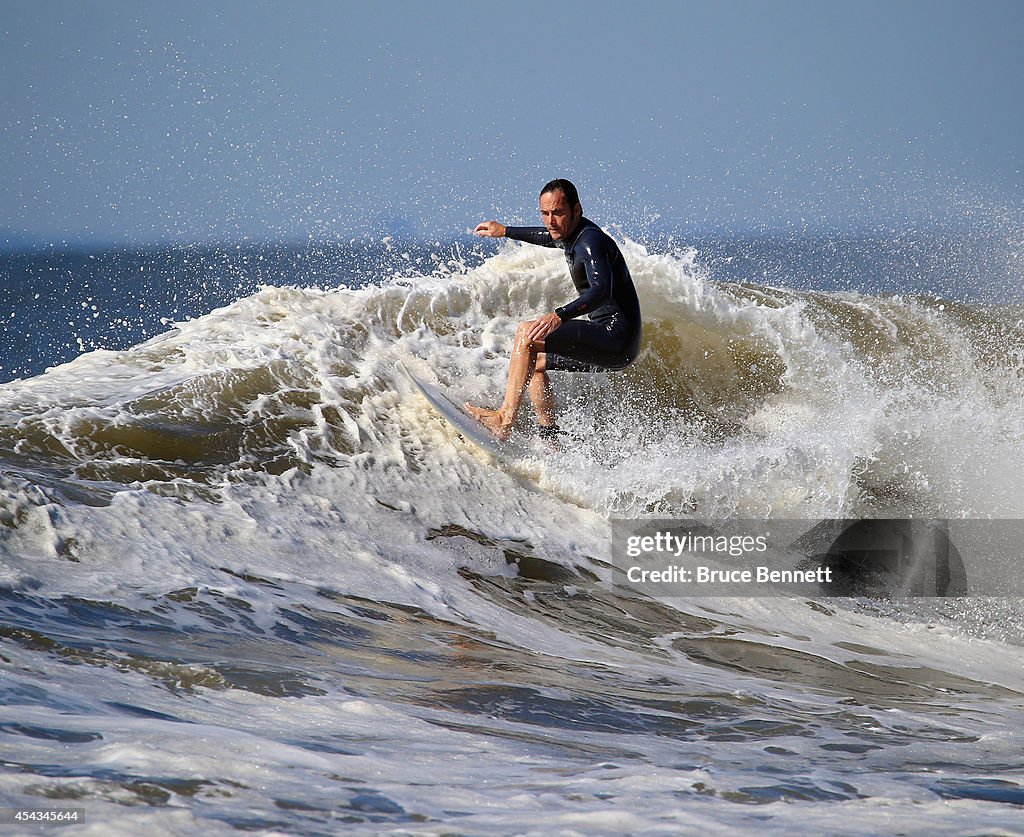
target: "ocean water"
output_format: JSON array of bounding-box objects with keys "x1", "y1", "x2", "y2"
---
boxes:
[{"x1": 2, "y1": 233, "x2": 1024, "y2": 835}]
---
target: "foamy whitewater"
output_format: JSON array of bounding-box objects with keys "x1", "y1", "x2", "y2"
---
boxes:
[{"x1": 2, "y1": 236, "x2": 1024, "y2": 835}]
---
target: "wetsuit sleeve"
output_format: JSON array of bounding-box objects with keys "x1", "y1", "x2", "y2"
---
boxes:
[
  {"x1": 555, "y1": 230, "x2": 615, "y2": 321},
  {"x1": 504, "y1": 226, "x2": 555, "y2": 247}
]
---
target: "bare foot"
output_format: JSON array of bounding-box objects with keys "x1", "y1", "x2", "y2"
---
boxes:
[{"x1": 464, "y1": 403, "x2": 513, "y2": 442}]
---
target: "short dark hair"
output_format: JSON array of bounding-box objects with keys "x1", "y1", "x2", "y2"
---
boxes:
[{"x1": 540, "y1": 178, "x2": 580, "y2": 208}]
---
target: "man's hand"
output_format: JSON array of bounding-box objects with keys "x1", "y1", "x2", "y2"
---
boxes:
[
  {"x1": 474, "y1": 221, "x2": 506, "y2": 237},
  {"x1": 526, "y1": 312, "x2": 563, "y2": 344}
]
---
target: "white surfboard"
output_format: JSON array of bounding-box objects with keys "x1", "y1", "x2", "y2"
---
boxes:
[{"x1": 400, "y1": 362, "x2": 519, "y2": 458}]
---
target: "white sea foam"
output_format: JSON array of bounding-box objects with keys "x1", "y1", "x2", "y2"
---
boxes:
[{"x1": 2, "y1": 239, "x2": 1024, "y2": 833}]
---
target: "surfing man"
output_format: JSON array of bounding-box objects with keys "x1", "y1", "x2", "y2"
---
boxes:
[{"x1": 465, "y1": 179, "x2": 642, "y2": 441}]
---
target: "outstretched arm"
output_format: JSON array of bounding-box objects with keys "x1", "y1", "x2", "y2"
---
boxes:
[
  {"x1": 474, "y1": 220, "x2": 555, "y2": 248},
  {"x1": 474, "y1": 220, "x2": 507, "y2": 237}
]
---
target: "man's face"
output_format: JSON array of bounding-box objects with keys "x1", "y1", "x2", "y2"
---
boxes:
[{"x1": 539, "y1": 190, "x2": 582, "y2": 241}]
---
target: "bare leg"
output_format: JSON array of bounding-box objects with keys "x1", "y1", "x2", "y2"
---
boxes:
[
  {"x1": 528, "y1": 351, "x2": 557, "y2": 428},
  {"x1": 465, "y1": 321, "x2": 546, "y2": 441}
]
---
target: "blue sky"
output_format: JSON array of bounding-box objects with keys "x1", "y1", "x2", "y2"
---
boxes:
[{"x1": 2, "y1": 0, "x2": 1022, "y2": 245}]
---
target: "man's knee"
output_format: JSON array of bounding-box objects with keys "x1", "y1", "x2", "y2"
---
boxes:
[
  {"x1": 515, "y1": 320, "x2": 544, "y2": 352},
  {"x1": 517, "y1": 320, "x2": 541, "y2": 345}
]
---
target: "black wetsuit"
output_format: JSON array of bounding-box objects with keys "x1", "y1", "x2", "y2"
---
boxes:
[{"x1": 505, "y1": 218, "x2": 642, "y2": 372}]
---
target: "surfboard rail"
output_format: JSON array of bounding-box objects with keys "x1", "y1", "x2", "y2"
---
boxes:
[{"x1": 399, "y1": 361, "x2": 517, "y2": 458}]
